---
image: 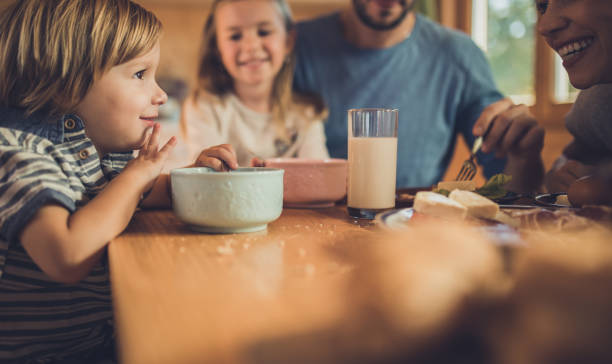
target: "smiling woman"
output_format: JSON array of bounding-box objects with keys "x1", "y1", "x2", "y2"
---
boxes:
[
  {"x1": 536, "y1": 0, "x2": 612, "y2": 89},
  {"x1": 536, "y1": 0, "x2": 612, "y2": 201}
]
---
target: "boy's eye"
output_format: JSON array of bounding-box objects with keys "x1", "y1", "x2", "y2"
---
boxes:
[
  {"x1": 258, "y1": 29, "x2": 271, "y2": 37},
  {"x1": 134, "y1": 70, "x2": 145, "y2": 80},
  {"x1": 535, "y1": 0, "x2": 548, "y2": 14},
  {"x1": 230, "y1": 33, "x2": 242, "y2": 41}
]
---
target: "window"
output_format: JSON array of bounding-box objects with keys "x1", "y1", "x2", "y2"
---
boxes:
[
  {"x1": 457, "y1": 0, "x2": 574, "y2": 125},
  {"x1": 471, "y1": 0, "x2": 536, "y2": 104},
  {"x1": 554, "y1": 56, "x2": 579, "y2": 103}
]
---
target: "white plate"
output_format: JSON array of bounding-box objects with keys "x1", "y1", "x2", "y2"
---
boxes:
[
  {"x1": 534, "y1": 192, "x2": 573, "y2": 208},
  {"x1": 376, "y1": 208, "x2": 524, "y2": 247}
]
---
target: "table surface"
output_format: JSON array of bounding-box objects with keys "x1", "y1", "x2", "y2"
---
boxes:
[
  {"x1": 109, "y1": 206, "x2": 378, "y2": 364},
  {"x1": 109, "y1": 197, "x2": 612, "y2": 364}
]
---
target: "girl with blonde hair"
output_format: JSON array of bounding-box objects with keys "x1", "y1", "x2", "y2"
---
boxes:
[{"x1": 180, "y1": 0, "x2": 329, "y2": 168}]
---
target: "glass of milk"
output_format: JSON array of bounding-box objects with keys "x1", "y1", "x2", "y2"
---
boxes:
[{"x1": 347, "y1": 108, "x2": 398, "y2": 219}]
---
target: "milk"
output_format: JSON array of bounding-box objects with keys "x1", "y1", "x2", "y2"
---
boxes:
[{"x1": 347, "y1": 137, "x2": 397, "y2": 209}]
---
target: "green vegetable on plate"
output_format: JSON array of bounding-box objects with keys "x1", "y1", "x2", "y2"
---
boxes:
[{"x1": 475, "y1": 174, "x2": 512, "y2": 200}]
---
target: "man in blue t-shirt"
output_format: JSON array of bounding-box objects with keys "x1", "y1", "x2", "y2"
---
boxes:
[{"x1": 294, "y1": 0, "x2": 544, "y2": 191}]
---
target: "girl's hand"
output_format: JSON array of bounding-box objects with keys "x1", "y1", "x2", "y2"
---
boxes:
[
  {"x1": 250, "y1": 157, "x2": 266, "y2": 167},
  {"x1": 125, "y1": 123, "x2": 177, "y2": 190},
  {"x1": 194, "y1": 144, "x2": 239, "y2": 171}
]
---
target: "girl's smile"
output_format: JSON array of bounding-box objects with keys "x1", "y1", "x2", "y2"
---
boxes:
[
  {"x1": 238, "y1": 57, "x2": 270, "y2": 67},
  {"x1": 215, "y1": 0, "x2": 292, "y2": 91}
]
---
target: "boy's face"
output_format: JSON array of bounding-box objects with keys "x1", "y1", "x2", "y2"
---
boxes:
[
  {"x1": 76, "y1": 41, "x2": 167, "y2": 155},
  {"x1": 214, "y1": 0, "x2": 292, "y2": 92}
]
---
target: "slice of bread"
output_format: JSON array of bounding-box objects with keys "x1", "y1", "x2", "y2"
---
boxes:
[
  {"x1": 449, "y1": 190, "x2": 499, "y2": 219},
  {"x1": 414, "y1": 191, "x2": 468, "y2": 219},
  {"x1": 436, "y1": 180, "x2": 477, "y2": 192}
]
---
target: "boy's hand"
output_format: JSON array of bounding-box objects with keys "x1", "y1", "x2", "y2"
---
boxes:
[
  {"x1": 125, "y1": 123, "x2": 176, "y2": 190},
  {"x1": 473, "y1": 98, "x2": 545, "y2": 159},
  {"x1": 194, "y1": 144, "x2": 239, "y2": 171}
]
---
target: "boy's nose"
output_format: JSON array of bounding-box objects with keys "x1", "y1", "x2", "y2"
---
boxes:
[{"x1": 153, "y1": 83, "x2": 168, "y2": 106}]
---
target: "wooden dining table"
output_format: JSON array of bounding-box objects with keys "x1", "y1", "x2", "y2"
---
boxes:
[{"x1": 109, "y1": 205, "x2": 381, "y2": 364}]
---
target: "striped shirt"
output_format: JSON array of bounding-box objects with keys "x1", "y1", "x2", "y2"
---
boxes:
[{"x1": 0, "y1": 108, "x2": 132, "y2": 363}]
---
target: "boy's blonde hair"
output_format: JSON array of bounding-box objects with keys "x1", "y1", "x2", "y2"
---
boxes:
[
  {"x1": 0, "y1": 0, "x2": 162, "y2": 117},
  {"x1": 197, "y1": 0, "x2": 325, "y2": 140}
]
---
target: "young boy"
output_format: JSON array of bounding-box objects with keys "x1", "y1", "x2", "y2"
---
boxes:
[{"x1": 0, "y1": 0, "x2": 236, "y2": 361}]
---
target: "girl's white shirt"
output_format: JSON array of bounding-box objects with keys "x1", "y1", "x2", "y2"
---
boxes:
[{"x1": 174, "y1": 91, "x2": 329, "y2": 168}]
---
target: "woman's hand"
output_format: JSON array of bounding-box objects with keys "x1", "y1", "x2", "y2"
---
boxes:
[
  {"x1": 473, "y1": 98, "x2": 545, "y2": 159},
  {"x1": 473, "y1": 98, "x2": 546, "y2": 192},
  {"x1": 194, "y1": 144, "x2": 239, "y2": 171},
  {"x1": 545, "y1": 157, "x2": 597, "y2": 192},
  {"x1": 124, "y1": 123, "x2": 176, "y2": 192}
]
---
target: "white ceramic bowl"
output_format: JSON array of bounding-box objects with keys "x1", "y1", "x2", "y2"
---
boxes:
[{"x1": 170, "y1": 167, "x2": 284, "y2": 233}]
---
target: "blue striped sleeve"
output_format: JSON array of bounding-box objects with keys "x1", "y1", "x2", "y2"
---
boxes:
[{"x1": 0, "y1": 146, "x2": 76, "y2": 243}]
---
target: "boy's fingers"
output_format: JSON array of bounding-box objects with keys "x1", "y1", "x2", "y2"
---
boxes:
[
  {"x1": 158, "y1": 136, "x2": 177, "y2": 155},
  {"x1": 140, "y1": 128, "x2": 153, "y2": 155},
  {"x1": 148, "y1": 123, "x2": 161, "y2": 150}
]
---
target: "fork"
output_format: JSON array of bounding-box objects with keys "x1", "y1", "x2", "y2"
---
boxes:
[{"x1": 455, "y1": 122, "x2": 494, "y2": 181}]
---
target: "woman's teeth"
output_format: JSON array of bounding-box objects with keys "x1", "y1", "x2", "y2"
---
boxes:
[{"x1": 558, "y1": 38, "x2": 593, "y2": 60}]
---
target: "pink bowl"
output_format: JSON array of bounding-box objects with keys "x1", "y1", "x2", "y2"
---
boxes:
[{"x1": 264, "y1": 158, "x2": 348, "y2": 208}]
